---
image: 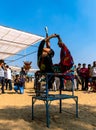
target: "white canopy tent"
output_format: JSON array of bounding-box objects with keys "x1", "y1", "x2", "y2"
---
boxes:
[{"x1": 0, "y1": 25, "x2": 44, "y2": 59}]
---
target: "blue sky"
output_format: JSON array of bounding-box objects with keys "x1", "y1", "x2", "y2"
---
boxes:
[{"x1": 0, "y1": 0, "x2": 96, "y2": 69}]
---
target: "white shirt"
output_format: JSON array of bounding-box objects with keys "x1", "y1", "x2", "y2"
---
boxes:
[
  {"x1": 0, "y1": 67, "x2": 4, "y2": 77},
  {"x1": 91, "y1": 67, "x2": 96, "y2": 77},
  {"x1": 7, "y1": 68, "x2": 12, "y2": 79},
  {"x1": 4, "y1": 69, "x2": 7, "y2": 79}
]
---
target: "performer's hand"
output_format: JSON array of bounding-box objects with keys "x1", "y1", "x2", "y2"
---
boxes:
[
  {"x1": 55, "y1": 34, "x2": 62, "y2": 42},
  {"x1": 54, "y1": 34, "x2": 60, "y2": 38},
  {"x1": 45, "y1": 34, "x2": 57, "y2": 42}
]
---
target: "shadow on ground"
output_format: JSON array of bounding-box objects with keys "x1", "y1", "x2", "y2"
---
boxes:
[{"x1": 0, "y1": 101, "x2": 96, "y2": 130}]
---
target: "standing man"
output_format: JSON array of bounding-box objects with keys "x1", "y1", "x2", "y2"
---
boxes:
[
  {"x1": 0, "y1": 59, "x2": 5, "y2": 93},
  {"x1": 6, "y1": 65, "x2": 12, "y2": 90},
  {"x1": 80, "y1": 63, "x2": 89, "y2": 90},
  {"x1": 76, "y1": 63, "x2": 81, "y2": 90},
  {"x1": 55, "y1": 34, "x2": 74, "y2": 73},
  {"x1": 91, "y1": 61, "x2": 96, "y2": 91},
  {"x1": 20, "y1": 67, "x2": 26, "y2": 88}
]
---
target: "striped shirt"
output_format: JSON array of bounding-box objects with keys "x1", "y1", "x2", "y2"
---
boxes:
[{"x1": 0, "y1": 67, "x2": 4, "y2": 77}]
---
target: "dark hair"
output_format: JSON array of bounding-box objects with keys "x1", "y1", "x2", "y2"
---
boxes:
[
  {"x1": 49, "y1": 49, "x2": 54, "y2": 57},
  {"x1": 0, "y1": 59, "x2": 4, "y2": 64},
  {"x1": 88, "y1": 64, "x2": 91, "y2": 66},
  {"x1": 16, "y1": 74, "x2": 19, "y2": 78},
  {"x1": 37, "y1": 39, "x2": 45, "y2": 61},
  {"x1": 83, "y1": 63, "x2": 86, "y2": 66},
  {"x1": 78, "y1": 63, "x2": 81, "y2": 65},
  {"x1": 6, "y1": 65, "x2": 9, "y2": 68}
]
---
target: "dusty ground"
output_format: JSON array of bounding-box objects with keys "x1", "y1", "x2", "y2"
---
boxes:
[{"x1": 0, "y1": 81, "x2": 96, "y2": 130}]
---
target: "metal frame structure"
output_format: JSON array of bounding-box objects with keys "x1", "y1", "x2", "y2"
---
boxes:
[{"x1": 32, "y1": 72, "x2": 78, "y2": 127}]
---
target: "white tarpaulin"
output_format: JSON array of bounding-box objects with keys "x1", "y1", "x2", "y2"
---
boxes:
[{"x1": 0, "y1": 25, "x2": 44, "y2": 59}]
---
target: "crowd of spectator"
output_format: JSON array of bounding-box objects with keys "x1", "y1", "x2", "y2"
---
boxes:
[
  {"x1": 52, "y1": 61, "x2": 96, "y2": 92},
  {"x1": 76, "y1": 61, "x2": 96, "y2": 92},
  {"x1": 64, "y1": 61, "x2": 96, "y2": 92},
  {"x1": 0, "y1": 59, "x2": 27, "y2": 94},
  {"x1": 1, "y1": 58, "x2": 96, "y2": 94}
]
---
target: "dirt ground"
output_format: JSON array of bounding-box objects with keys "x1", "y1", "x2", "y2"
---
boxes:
[{"x1": 0, "y1": 81, "x2": 96, "y2": 130}]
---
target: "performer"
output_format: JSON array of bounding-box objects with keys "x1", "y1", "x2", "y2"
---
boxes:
[
  {"x1": 37, "y1": 34, "x2": 74, "y2": 90},
  {"x1": 37, "y1": 34, "x2": 56, "y2": 73},
  {"x1": 53, "y1": 34, "x2": 74, "y2": 73}
]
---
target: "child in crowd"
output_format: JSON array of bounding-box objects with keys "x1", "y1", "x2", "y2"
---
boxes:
[{"x1": 14, "y1": 74, "x2": 25, "y2": 94}]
